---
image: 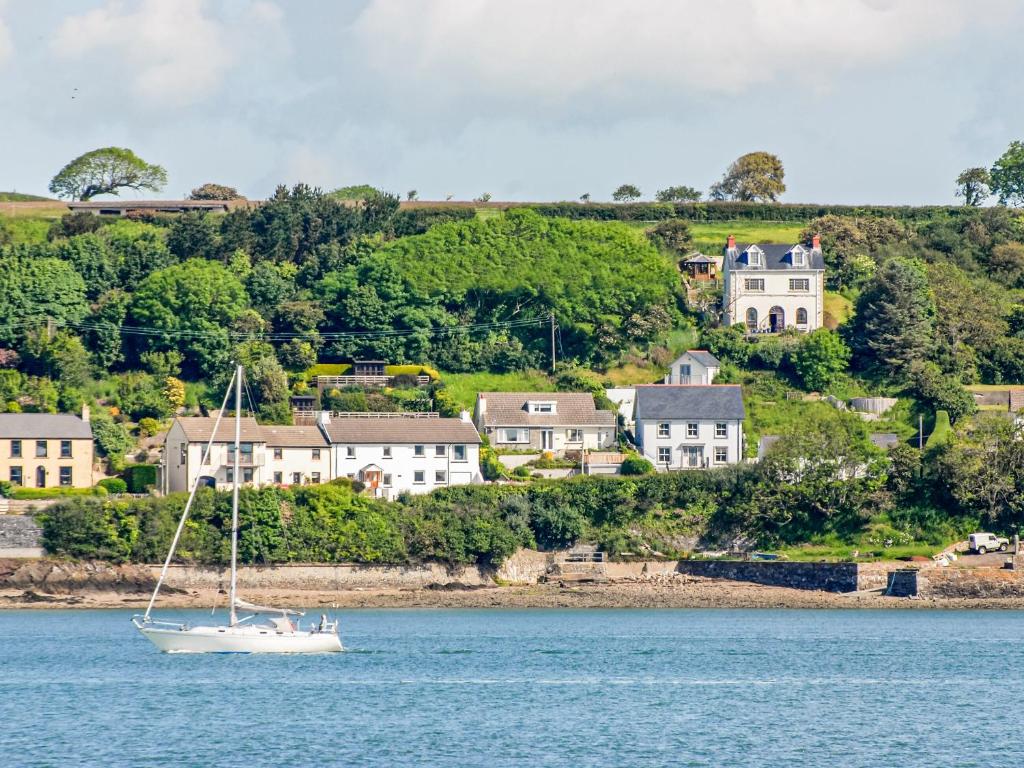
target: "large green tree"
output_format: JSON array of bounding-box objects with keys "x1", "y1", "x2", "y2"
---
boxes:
[
  {"x1": 848, "y1": 258, "x2": 935, "y2": 376},
  {"x1": 793, "y1": 329, "x2": 850, "y2": 391},
  {"x1": 990, "y1": 141, "x2": 1024, "y2": 206},
  {"x1": 710, "y1": 151, "x2": 786, "y2": 202},
  {"x1": 128, "y1": 259, "x2": 247, "y2": 379},
  {"x1": 0, "y1": 245, "x2": 88, "y2": 346},
  {"x1": 655, "y1": 185, "x2": 701, "y2": 203},
  {"x1": 48, "y1": 147, "x2": 167, "y2": 201},
  {"x1": 955, "y1": 167, "x2": 991, "y2": 206}
]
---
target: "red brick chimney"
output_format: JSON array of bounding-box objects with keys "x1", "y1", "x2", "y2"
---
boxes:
[
  {"x1": 727, "y1": 234, "x2": 736, "y2": 249},
  {"x1": 812, "y1": 234, "x2": 821, "y2": 250}
]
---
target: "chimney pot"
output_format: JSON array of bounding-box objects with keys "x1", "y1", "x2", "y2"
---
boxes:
[
  {"x1": 812, "y1": 234, "x2": 821, "y2": 250},
  {"x1": 727, "y1": 235, "x2": 736, "y2": 249}
]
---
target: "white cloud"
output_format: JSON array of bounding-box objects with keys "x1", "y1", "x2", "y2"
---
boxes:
[
  {"x1": 50, "y1": 0, "x2": 284, "y2": 107},
  {"x1": 350, "y1": 0, "x2": 1014, "y2": 103}
]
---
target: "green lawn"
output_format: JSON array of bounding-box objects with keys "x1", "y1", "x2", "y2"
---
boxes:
[
  {"x1": 824, "y1": 291, "x2": 853, "y2": 328},
  {"x1": 441, "y1": 369, "x2": 555, "y2": 410},
  {"x1": 689, "y1": 220, "x2": 806, "y2": 252},
  {"x1": 770, "y1": 543, "x2": 943, "y2": 562},
  {"x1": 0, "y1": 192, "x2": 56, "y2": 202},
  {"x1": 0, "y1": 216, "x2": 53, "y2": 244}
]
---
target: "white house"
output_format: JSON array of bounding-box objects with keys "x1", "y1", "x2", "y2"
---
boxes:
[
  {"x1": 320, "y1": 413, "x2": 482, "y2": 501},
  {"x1": 722, "y1": 235, "x2": 825, "y2": 333},
  {"x1": 163, "y1": 417, "x2": 331, "y2": 493},
  {"x1": 605, "y1": 388, "x2": 636, "y2": 430},
  {"x1": 475, "y1": 392, "x2": 616, "y2": 453},
  {"x1": 664, "y1": 350, "x2": 721, "y2": 385},
  {"x1": 634, "y1": 385, "x2": 745, "y2": 470}
]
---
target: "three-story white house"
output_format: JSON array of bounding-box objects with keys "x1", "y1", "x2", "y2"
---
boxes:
[
  {"x1": 722, "y1": 235, "x2": 825, "y2": 333},
  {"x1": 634, "y1": 385, "x2": 745, "y2": 470},
  {"x1": 321, "y1": 413, "x2": 483, "y2": 500}
]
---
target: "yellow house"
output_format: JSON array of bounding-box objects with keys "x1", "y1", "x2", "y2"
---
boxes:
[{"x1": 0, "y1": 409, "x2": 95, "y2": 489}]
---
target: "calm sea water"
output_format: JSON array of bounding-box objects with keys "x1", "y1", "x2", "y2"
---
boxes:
[{"x1": 1, "y1": 608, "x2": 1022, "y2": 767}]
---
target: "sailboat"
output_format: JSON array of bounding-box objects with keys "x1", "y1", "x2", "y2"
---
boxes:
[{"x1": 133, "y1": 364, "x2": 342, "y2": 653}]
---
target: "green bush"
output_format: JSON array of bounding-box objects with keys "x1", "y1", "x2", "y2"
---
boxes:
[
  {"x1": 12, "y1": 486, "x2": 106, "y2": 500},
  {"x1": 97, "y1": 477, "x2": 128, "y2": 494},
  {"x1": 123, "y1": 464, "x2": 157, "y2": 493},
  {"x1": 620, "y1": 454, "x2": 655, "y2": 476}
]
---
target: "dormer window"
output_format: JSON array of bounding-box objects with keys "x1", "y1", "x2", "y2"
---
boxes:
[
  {"x1": 529, "y1": 401, "x2": 556, "y2": 414},
  {"x1": 744, "y1": 245, "x2": 763, "y2": 267},
  {"x1": 791, "y1": 246, "x2": 806, "y2": 267}
]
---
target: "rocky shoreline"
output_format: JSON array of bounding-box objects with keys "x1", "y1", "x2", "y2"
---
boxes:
[{"x1": 4, "y1": 559, "x2": 1024, "y2": 610}]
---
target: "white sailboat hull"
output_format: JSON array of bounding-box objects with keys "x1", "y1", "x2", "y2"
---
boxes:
[{"x1": 138, "y1": 624, "x2": 343, "y2": 654}]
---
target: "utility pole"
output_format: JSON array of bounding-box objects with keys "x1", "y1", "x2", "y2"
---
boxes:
[
  {"x1": 550, "y1": 313, "x2": 556, "y2": 373},
  {"x1": 918, "y1": 414, "x2": 924, "y2": 450}
]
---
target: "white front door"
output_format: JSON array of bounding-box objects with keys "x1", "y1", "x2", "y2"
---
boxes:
[
  {"x1": 541, "y1": 430, "x2": 554, "y2": 450},
  {"x1": 683, "y1": 446, "x2": 703, "y2": 468}
]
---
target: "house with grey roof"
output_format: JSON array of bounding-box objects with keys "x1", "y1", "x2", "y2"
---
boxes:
[
  {"x1": 634, "y1": 385, "x2": 745, "y2": 470},
  {"x1": 0, "y1": 408, "x2": 95, "y2": 489},
  {"x1": 664, "y1": 350, "x2": 722, "y2": 385},
  {"x1": 722, "y1": 235, "x2": 825, "y2": 333},
  {"x1": 321, "y1": 413, "x2": 482, "y2": 500},
  {"x1": 474, "y1": 392, "x2": 616, "y2": 454}
]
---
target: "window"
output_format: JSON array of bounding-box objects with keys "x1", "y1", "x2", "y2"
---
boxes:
[
  {"x1": 435, "y1": 470, "x2": 447, "y2": 484},
  {"x1": 312, "y1": 448, "x2": 321, "y2": 461},
  {"x1": 502, "y1": 429, "x2": 527, "y2": 443},
  {"x1": 529, "y1": 401, "x2": 556, "y2": 413},
  {"x1": 273, "y1": 471, "x2": 283, "y2": 484},
  {"x1": 60, "y1": 440, "x2": 72, "y2": 458},
  {"x1": 273, "y1": 448, "x2": 283, "y2": 460},
  {"x1": 745, "y1": 307, "x2": 758, "y2": 331},
  {"x1": 686, "y1": 422, "x2": 699, "y2": 439},
  {"x1": 791, "y1": 248, "x2": 806, "y2": 267},
  {"x1": 36, "y1": 440, "x2": 47, "y2": 458},
  {"x1": 715, "y1": 422, "x2": 727, "y2": 439},
  {"x1": 789, "y1": 278, "x2": 810, "y2": 292},
  {"x1": 382, "y1": 446, "x2": 392, "y2": 459},
  {"x1": 242, "y1": 468, "x2": 253, "y2": 484},
  {"x1": 746, "y1": 249, "x2": 762, "y2": 267},
  {"x1": 383, "y1": 473, "x2": 392, "y2": 487},
  {"x1": 657, "y1": 447, "x2": 672, "y2": 464},
  {"x1": 657, "y1": 422, "x2": 670, "y2": 438},
  {"x1": 414, "y1": 470, "x2": 425, "y2": 484},
  {"x1": 346, "y1": 446, "x2": 356, "y2": 459},
  {"x1": 566, "y1": 429, "x2": 582, "y2": 443},
  {"x1": 414, "y1": 445, "x2": 425, "y2": 457},
  {"x1": 311, "y1": 472, "x2": 320, "y2": 484},
  {"x1": 179, "y1": 443, "x2": 187, "y2": 465},
  {"x1": 453, "y1": 444, "x2": 466, "y2": 461},
  {"x1": 435, "y1": 445, "x2": 446, "y2": 457},
  {"x1": 9, "y1": 466, "x2": 22, "y2": 485},
  {"x1": 226, "y1": 468, "x2": 234, "y2": 483},
  {"x1": 744, "y1": 278, "x2": 765, "y2": 292},
  {"x1": 227, "y1": 443, "x2": 253, "y2": 464},
  {"x1": 714, "y1": 447, "x2": 728, "y2": 464},
  {"x1": 10, "y1": 440, "x2": 21, "y2": 458},
  {"x1": 796, "y1": 307, "x2": 808, "y2": 325},
  {"x1": 292, "y1": 472, "x2": 302, "y2": 485},
  {"x1": 58, "y1": 467, "x2": 72, "y2": 486}
]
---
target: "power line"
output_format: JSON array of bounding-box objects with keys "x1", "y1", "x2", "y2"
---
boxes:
[{"x1": 0, "y1": 315, "x2": 550, "y2": 343}]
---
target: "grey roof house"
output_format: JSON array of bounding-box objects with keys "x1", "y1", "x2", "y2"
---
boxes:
[
  {"x1": 475, "y1": 392, "x2": 616, "y2": 453},
  {"x1": 633, "y1": 385, "x2": 746, "y2": 470}
]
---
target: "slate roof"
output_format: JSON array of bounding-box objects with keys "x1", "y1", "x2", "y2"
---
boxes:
[
  {"x1": 724, "y1": 243, "x2": 825, "y2": 271},
  {"x1": 477, "y1": 392, "x2": 616, "y2": 427},
  {"x1": 174, "y1": 417, "x2": 264, "y2": 443},
  {"x1": 0, "y1": 413, "x2": 93, "y2": 440},
  {"x1": 683, "y1": 253, "x2": 717, "y2": 264},
  {"x1": 681, "y1": 350, "x2": 721, "y2": 368},
  {"x1": 322, "y1": 417, "x2": 481, "y2": 444},
  {"x1": 262, "y1": 425, "x2": 329, "y2": 447},
  {"x1": 634, "y1": 385, "x2": 745, "y2": 421}
]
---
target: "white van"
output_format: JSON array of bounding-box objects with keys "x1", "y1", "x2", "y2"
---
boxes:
[{"x1": 968, "y1": 532, "x2": 1009, "y2": 554}]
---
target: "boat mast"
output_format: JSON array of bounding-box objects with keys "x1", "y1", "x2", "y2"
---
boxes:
[{"x1": 229, "y1": 364, "x2": 242, "y2": 626}]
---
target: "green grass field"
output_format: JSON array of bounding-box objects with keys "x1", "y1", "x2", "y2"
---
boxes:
[
  {"x1": 0, "y1": 192, "x2": 56, "y2": 202},
  {"x1": 441, "y1": 369, "x2": 555, "y2": 410},
  {"x1": 823, "y1": 291, "x2": 854, "y2": 328},
  {"x1": 689, "y1": 220, "x2": 806, "y2": 252}
]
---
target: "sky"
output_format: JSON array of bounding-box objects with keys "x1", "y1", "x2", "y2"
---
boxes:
[{"x1": 1, "y1": 0, "x2": 1023, "y2": 204}]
